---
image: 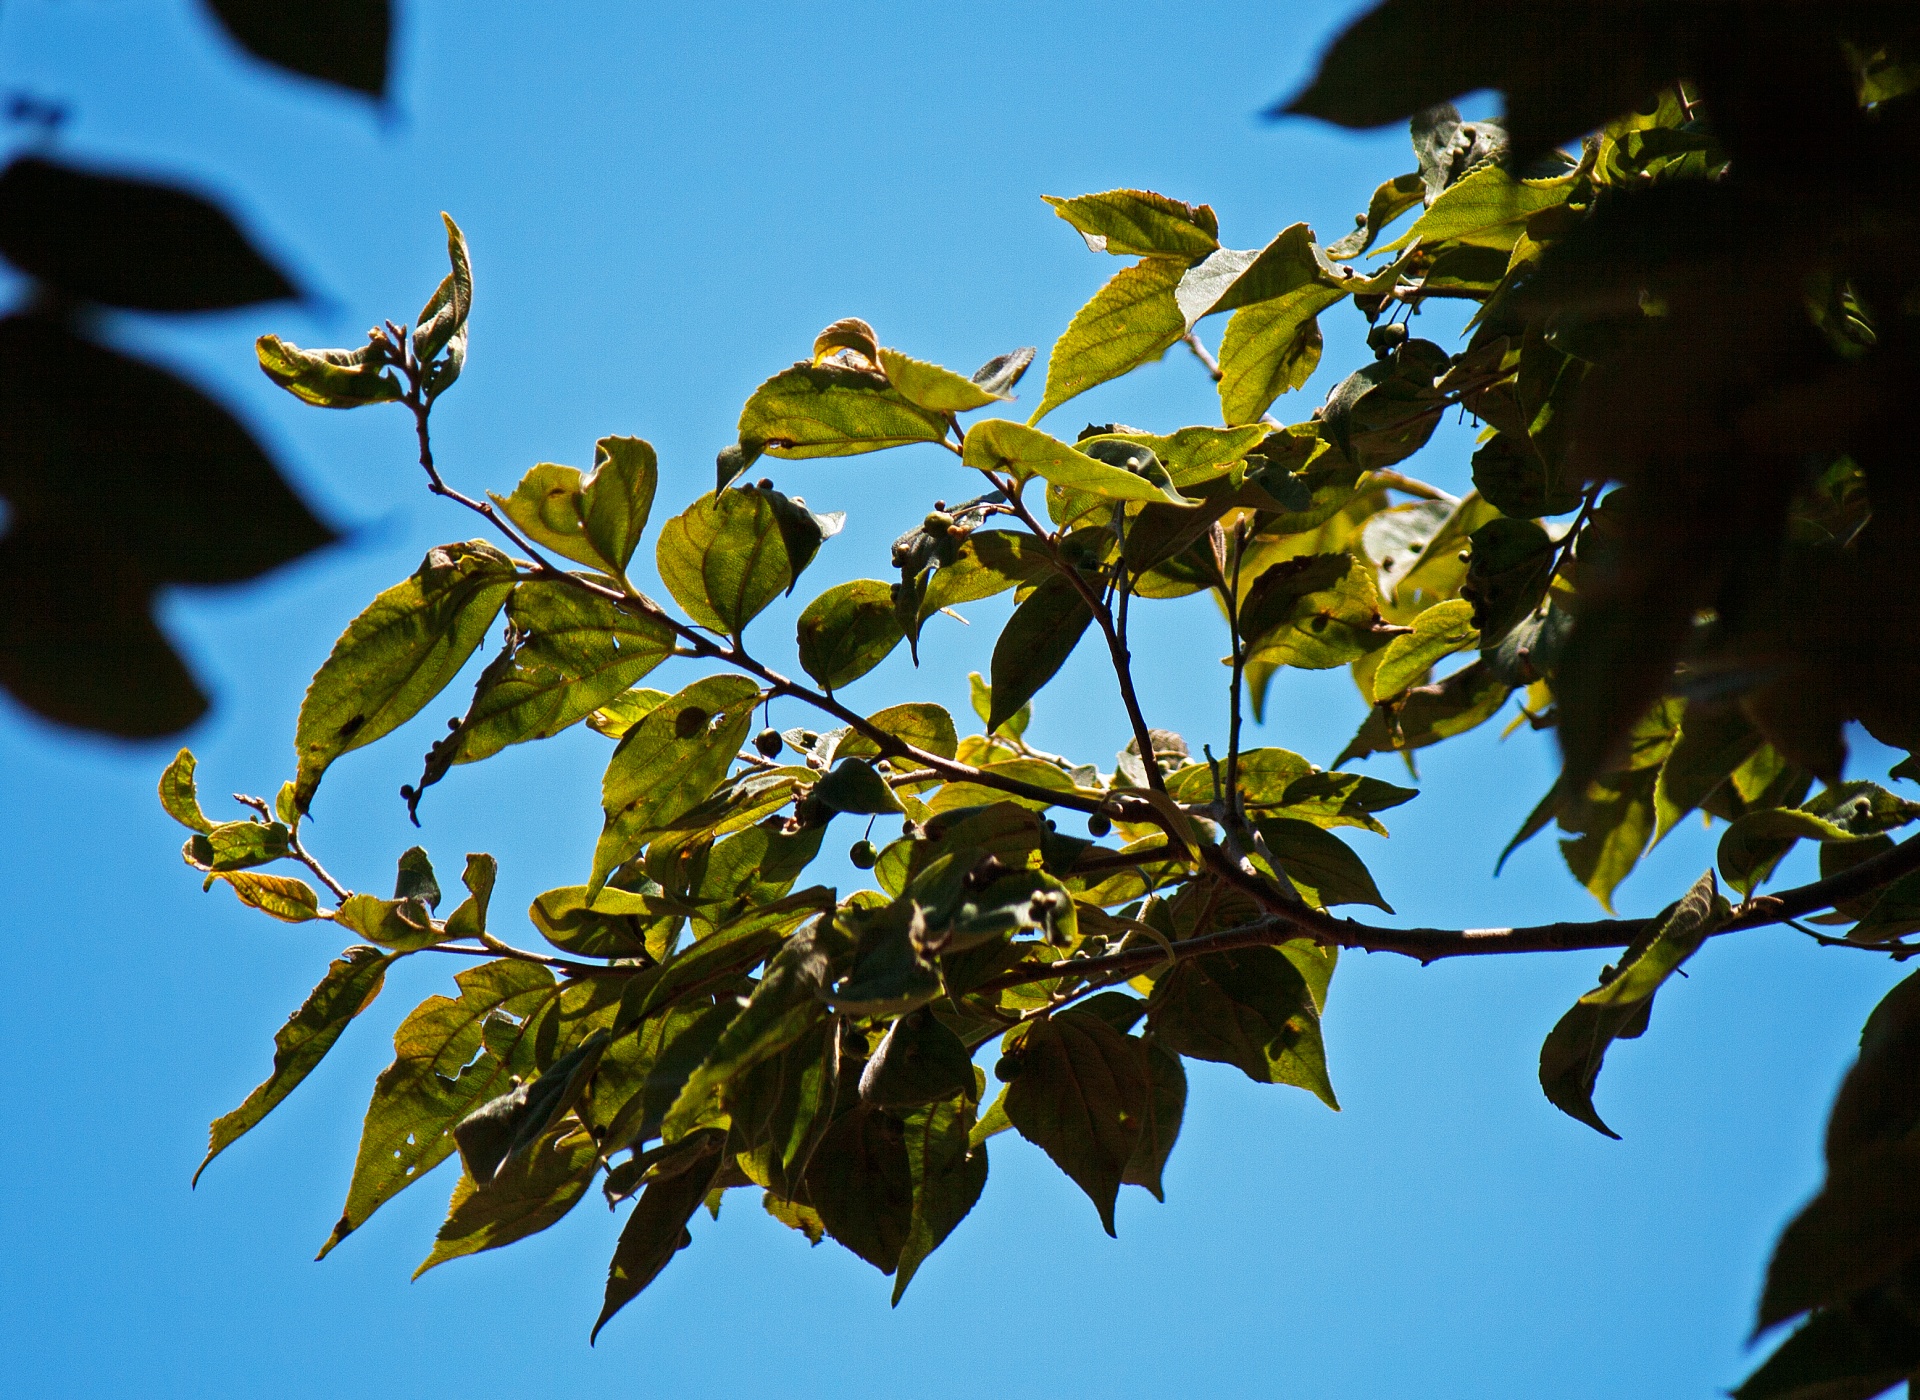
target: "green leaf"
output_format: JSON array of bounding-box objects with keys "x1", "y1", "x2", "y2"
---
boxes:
[
  {"x1": 1720, "y1": 809, "x2": 1858, "y2": 898},
  {"x1": 194, "y1": 945, "x2": 392, "y2": 1186},
  {"x1": 588, "y1": 686, "x2": 670, "y2": 740},
  {"x1": 1077, "y1": 425, "x2": 1269, "y2": 487},
  {"x1": 965, "y1": 418, "x2": 1194, "y2": 506},
  {"x1": 1268, "y1": 770, "x2": 1417, "y2": 835},
  {"x1": 838, "y1": 702, "x2": 960, "y2": 762},
  {"x1": 824, "y1": 898, "x2": 944, "y2": 1018},
  {"x1": 1243, "y1": 552, "x2": 1399, "y2": 673},
  {"x1": 393, "y1": 845, "x2": 440, "y2": 908},
  {"x1": 1029, "y1": 257, "x2": 1188, "y2": 424},
  {"x1": 449, "y1": 583, "x2": 674, "y2": 765},
  {"x1": 1176, "y1": 225, "x2": 1352, "y2": 424},
  {"x1": 815, "y1": 758, "x2": 906, "y2": 816},
  {"x1": 807, "y1": 1102, "x2": 915, "y2": 1271},
  {"x1": 1471, "y1": 430, "x2": 1583, "y2": 520},
  {"x1": 1256, "y1": 816, "x2": 1392, "y2": 912},
  {"x1": 738, "y1": 362, "x2": 948, "y2": 459},
  {"x1": 660, "y1": 922, "x2": 839, "y2": 1141},
  {"x1": 292, "y1": 541, "x2": 517, "y2": 813},
  {"x1": 412, "y1": 213, "x2": 473, "y2": 372},
  {"x1": 1121, "y1": 1042, "x2": 1186, "y2": 1202},
  {"x1": 592, "y1": 674, "x2": 762, "y2": 894},
  {"x1": 971, "y1": 669, "x2": 1029, "y2": 740},
  {"x1": 1539, "y1": 870, "x2": 1725, "y2": 1137},
  {"x1": 1149, "y1": 947, "x2": 1338, "y2": 1107},
  {"x1": 1334, "y1": 659, "x2": 1511, "y2": 765},
  {"x1": 1325, "y1": 172, "x2": 1426, "y2": 259},
  {"x1": 255, "y1": 334, "x2": 402, "y2": 408},
  {"x1": 618, "y1": 893, "x2": 833, "y2": 1028},
  {"x1": 920, "y1": 530, "x2": 1053, "y2": 618},
  {"x1": 656, "y1": 490, "x2": 796, "y2": 637},
  {"x1": 334, "y1": 893, "x2": 443, "y2": 952},
  {"x1": 415, "y1": 1126, "x2": 599, "y2": 1277},
  {"x1": 1376, "y1": 166, "x2": 1577, "y2": 256},
  {"x1": 861, "y1": 1008, "x2": 975, "y2": 1111},
  {"x1": 1042, "y1": 189, "x2": 1219, "y2": 259},
  {"x1": 443, "y1": 853, "x2": 495, "y2": 938},
  {"x1": 184, "y1": 819, "x2": 291, "y2": 873},
  {"x1": 592, "y1": 1147, "x2": 722, "y2": 1342},
  {"x1": 213, "y1": 871, "x2": 321, "y2": 922},
  {"x1": 158, "y1": 749, "x2": 216, "y2": 833},
  {"x1": 1317, "y1": 339, "x2": 1451, "y2": 472},
  {"x1": 580, "y1": 437, "x2": 659, "y2": 575},
  {"x1": 1002, "y1": 1010, "x2": 1149, "y2": 1235},
  {"x1": 528, "y1": 884, "x2": 666, "y2": 959},
  {"x1": 1371, "y1": 598, "x2": 1478, "y2": 702},
  {"x1": 204, "y1": 0, "x2": 390, "y2": 96},
  {"x1": 892, "y1": 1091, "x2": 988, "y2": 1304},
  {"x1": 877, "y1": 347, "x2": 1007, "y2": 413},
  {"x1": 490, "y1": 436, "x2": 659, "y2": 578},
  {"x1": 988, "y1": 574, "x2": 1094, "y2": 733},
  {"x1": 319, "y1": 957, "x2": 556, "y2": 1257},
  {"x1": 797, "y1": 580, "x2": 905, "y2": 691}
]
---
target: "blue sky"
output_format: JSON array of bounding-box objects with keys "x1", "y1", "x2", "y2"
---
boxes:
[{"x1": 0, "y1": 3, "x2": 1902, "y2": 1396}]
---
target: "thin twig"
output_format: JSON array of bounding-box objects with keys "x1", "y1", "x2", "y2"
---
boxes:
[{"x1": 1182, "y1": 330, "x2": 1224, "y2": 382}]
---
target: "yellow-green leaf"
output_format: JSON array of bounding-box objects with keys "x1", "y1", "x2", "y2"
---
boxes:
[
  {"x1": 1029, "y1": 257, "x2": 1187, "y2": 424},
  {"x1": 737, "y1": 362, "x2": 948, "y2": 458}
]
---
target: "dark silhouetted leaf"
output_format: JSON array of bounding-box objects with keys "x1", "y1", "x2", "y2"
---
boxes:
[
  {"x1": 0, "y1": 315, "x2": 336, "y2": 735},
  {"x1": 807, "y1": 1102, "x2": 915, "y2": 1272},
  {"x1": 892, "y1": 1091, "x2": 987, "y2": 1304},
  {"x1": 1121, "y1": 1042, "x2": 1186, "y2": 1202},
  {"x1": 416, "y1": 1125, "x2": 599, "y2": 1276},
  {"x1": 0, "y1": 156, "x2": 298, "y2": 310},
  {"x1": 204, "y1": 0, "x2": 392, "y2": 96}
]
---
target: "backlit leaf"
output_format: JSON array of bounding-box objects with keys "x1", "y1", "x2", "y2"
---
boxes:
[
  {"x1": 797, "y1": 580, "x2": 905, "y2": 691},
  {"x1": 319, "y1": 958, "x2": 555, "y2": 1257},
  {"x1": 1539, "y1": 870, "x2": 1724, "y2": 1137},
  {"x1": 877, "y1": 347, "x2": 1006, "y2": 413},
  {"x1": 592, "y1": 673, "x2": 762, "y2": 893},
  {"x1": 737, "y1": 363, "x2": 947, "y2": 458},
  {"x1": 194, "y1": 945, "x2": 391, "y2": 1185},
  {"x1": 1029, "y1": 257, "x2": 1188, "y2": 424},
  {"x1": 656, "y1": 489, "x2": 797, "y2": 636},
  {"x1": 292, "y1": 541, "x2": 517, "y2": 812},
  {"x1": 1042, "y1": 189, "x2": 1219, "y2": 259},
  {"x1": 1372, "y1": 598, "x2": 1478, "y2": 701},
  {"x1": 965, "y1": 419, "x2": 1194, "y2": 505}
]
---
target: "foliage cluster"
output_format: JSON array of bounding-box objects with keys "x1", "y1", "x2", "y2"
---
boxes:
[{"x1": 153, "y1": 3, "x2": 1920, "y2": 1394}]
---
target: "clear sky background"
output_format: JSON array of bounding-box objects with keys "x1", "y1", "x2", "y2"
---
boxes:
[{"x1": 1, "y1": 3, "x2": 1904, "y2": 1396}]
